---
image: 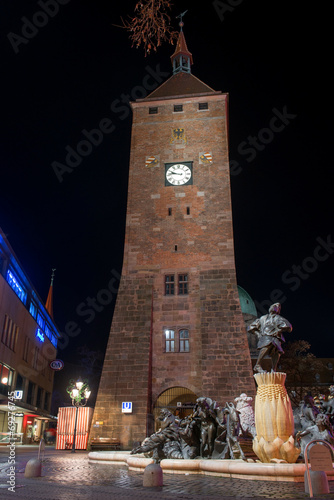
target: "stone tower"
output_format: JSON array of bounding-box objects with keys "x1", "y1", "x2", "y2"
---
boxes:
[{"x1": 90, "y1": 26, "x2": 255, "y2": 449}]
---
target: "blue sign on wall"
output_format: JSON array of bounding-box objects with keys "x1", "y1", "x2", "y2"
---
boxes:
[
  {"x1": 36, "y1": 328, "x2": 45, "y2": 342},
  {"x1": 122, "y1": 402, "x2": 132, "y2": 413}
]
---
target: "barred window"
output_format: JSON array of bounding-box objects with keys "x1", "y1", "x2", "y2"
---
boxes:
[
  {"x1": 179, "y1": 329, "x2": 190, "y2": 352},
  {"x1": 165, "y1": 275, "x2": 175, "y2": 295}
]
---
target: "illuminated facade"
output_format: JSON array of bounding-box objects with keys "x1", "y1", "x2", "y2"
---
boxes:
[
  {"x1": 0, "y1": 227, "x2": 60, "y2": 444},
  {"x1": 91, "y1": 28, "x2": 255, "y2": 449}
]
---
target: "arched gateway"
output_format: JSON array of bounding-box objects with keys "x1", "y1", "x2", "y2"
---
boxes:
[{"x1": 153, "y1": 387, "x2": 197, "y2": 429}]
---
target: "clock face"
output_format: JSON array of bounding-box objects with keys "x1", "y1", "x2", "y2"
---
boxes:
[{"x1": 165, "y1": 163, "x2": 192, "y2": 186}]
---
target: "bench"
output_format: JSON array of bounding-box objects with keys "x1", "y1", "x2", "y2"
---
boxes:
[{"x1": 90, "y1": 437, "x2": 121, "y2": 450}]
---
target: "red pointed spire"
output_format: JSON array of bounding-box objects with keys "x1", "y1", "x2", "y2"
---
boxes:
[
  {"x1": 45, "y1": 268, "x2": 55, "y2": 319},
  {"x1": 171, "y1": 13, "x2": 193, "y2": 74}
]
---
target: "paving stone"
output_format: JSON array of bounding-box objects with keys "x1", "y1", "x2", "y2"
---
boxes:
[{"x1": 1, "y1": 447, "x2": 334, "y2": 499}]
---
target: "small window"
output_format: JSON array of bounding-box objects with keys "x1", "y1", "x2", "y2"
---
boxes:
[
  {"x1": 165, "y1": 329, "x2": 175, "y2": 352},
  {"x1": 168, "y1": 208, "x2": 172, "y2": 216},
  {"x1": 174, "y1": 104, "x2": 183, "y2": 112},
  {"x1": 179, "y1": 329, "x2": 190, "y2": 352},
  {"x1": 186, "y1": 207, "x2": 190, "y2": 215},
  {"x1": 178, "y1": 274, "x2": 188, "y2": 295},
  {"x1": 149, "y1": 107, "x2": 158, "y2": 114},
  {"x1": 199, "y1": 102, "x2": 208, "y2": 110},
  {"x1": 165, "y1": 275, "x2": 175, "y2": 295},
  {"x1": 174, "y1": 245, "x2": 178, "y2": 252}
]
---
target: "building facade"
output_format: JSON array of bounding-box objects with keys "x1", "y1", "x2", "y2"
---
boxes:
[
  {"x1": 0, "y1": 228, "x2": 60, "y2": 444},
  {"x1": 91, "y1": 29, "x2": 256, "y2": 449}
]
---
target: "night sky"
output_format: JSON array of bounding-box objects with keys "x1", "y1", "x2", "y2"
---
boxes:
[{"x1": 1, "y1": 0, "x2": 332, "y2": 387}]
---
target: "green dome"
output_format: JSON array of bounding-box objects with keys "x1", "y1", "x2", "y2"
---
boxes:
[{"x1": 237, "y1": 286, "x2": 257, "y2": 316}]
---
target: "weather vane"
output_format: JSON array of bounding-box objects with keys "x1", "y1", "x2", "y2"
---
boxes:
[
  {"x1": 176, "y1": 10, "x2": 188, "y2": 31},
  {"x1": 50, "y1": 268, "x2": 56, "y2": 286}
]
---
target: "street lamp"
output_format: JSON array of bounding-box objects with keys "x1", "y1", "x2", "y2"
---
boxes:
[{"x1": 66, "y1": 378, "x2": 91, "y2": 453}]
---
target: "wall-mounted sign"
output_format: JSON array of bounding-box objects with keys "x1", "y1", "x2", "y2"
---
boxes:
[
  {"x1": 13, "y1": 390, "x2": 23, "y2": 400},
  {"x1": 122, "y1": 402, "x2": 132, "y2": 413},
  {"x1": 49, "y1": 359, "x2": 64, "y2": 371},
  {"x1": 15, "y1": 413, "x2": 24, "y2": 417},
  {"x1": 36, "y1": 328, "x2": 45, "y2": 342}
]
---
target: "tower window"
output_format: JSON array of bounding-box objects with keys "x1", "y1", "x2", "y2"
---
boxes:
[
  {"x1": 198, "y1": 102, "x2": 208, "y2": 110},
  {"x1": 165, "y1": 275, "x2": 175, "y2": 295},
  {"x1": 165, "y1": 329, "x2": 175, "y2": 352},
  {"x1": 186, "y1": 207, "x2": 190, "y2": 215},
  {"x1": 149, "y1": 107, "x2": 158, "y2": 114},
  {"x1": 179, "y1": 329, "x2": 190, "y2": 352},
  {"x1": 168, "y1": 207, "x2": 172, "y2": 216},
  {"x1": 174, "y1": 104, "x2": 183, "y2": 113},
  {"x1": 178, "y1": 274, "x2": 188, "y2": 295}
]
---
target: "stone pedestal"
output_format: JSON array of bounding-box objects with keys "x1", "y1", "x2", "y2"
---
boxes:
[{"x1": 252, "y1": 372, "x2": 300, "y2": 463}]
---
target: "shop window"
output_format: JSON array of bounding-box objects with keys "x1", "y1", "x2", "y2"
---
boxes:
[
  {"x1": 26, "y1": 381, "x2": 35, "y2": 405},
  {"x1": 36, "y1": 387, "x2": 43, "y2": 408},
  {"x1": 0, "y1": 363, "x2": 13, "y2": 390},
  {"x1": 179, "y1": 329, "x2": 190, "y2": 352},
  {"x1": 165, "y1": 329, "x2": 175, "y2": 352},
  {"x1": 44, "y1": 392, "x2": 50, "y2": 411},
  {"x1": 15, "y1": 373, "x2": 25, "y2": 391}
]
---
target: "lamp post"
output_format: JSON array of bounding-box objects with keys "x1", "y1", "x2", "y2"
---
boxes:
[{"x1": 66, "y1": 378, "x2": 91, "y2": 453}]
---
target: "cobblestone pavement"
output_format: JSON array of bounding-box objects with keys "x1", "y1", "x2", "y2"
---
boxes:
[{"x1": 1, "y1": 447, "x2": 334, "y2": 500}]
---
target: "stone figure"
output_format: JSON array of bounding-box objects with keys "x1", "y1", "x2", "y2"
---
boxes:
[
  {"x1": 217, "y1": 402, "x2": 246, "y2": 460},
  {"x1": 293, "y1": 394, "x2": 320, "y2": 433},
  {"x1": 191, "y1": 397, "x2": 218, "y2": 458},
  {"x1": 296, "y1": 413, "x2": 334, "y2": 458},
  {"x1": 131, "y1": 396, "x2": 249, "y2": 461},
  {"x1": 131, "y1": 408, "x2": 183, "y2": 461},
  {"x1": 248, "y1": 302, "x2": 292, "y2": 373},
  {"x1": 234, "y1": 393, "x2": 256, "y2": 438}
]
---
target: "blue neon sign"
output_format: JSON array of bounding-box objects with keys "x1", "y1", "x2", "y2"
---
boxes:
[{"x1": 36, "y1": 328, "x2": 45, "y2": 342}]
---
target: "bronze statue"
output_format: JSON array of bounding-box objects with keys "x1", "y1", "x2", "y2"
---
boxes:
[{"x1": 248, "y1": 302, "x2": 292, "y2": 373}]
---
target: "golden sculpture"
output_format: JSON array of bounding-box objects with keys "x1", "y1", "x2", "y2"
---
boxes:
[{"x1": 253, "y1": 371, "x2": 300, "y2": 463}]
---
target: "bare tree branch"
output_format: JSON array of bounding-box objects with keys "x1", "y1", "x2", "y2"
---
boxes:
[{"x1": 121, "y1": 0, "x2": 178, "y2": 55}]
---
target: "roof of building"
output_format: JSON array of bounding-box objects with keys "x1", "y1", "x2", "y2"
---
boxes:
[
  {"x1": 145, "y1": 72, "x2": 219, "y2": 100},
  {"x1": 144, "y1": 23, "x2": 220, "y2": 101}
]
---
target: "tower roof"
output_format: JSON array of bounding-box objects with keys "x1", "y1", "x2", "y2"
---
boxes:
[
  {"x1": 144, "y1": 19, "x2": 220, "y2": 101},
  {"x1": 170, "y1": 29, "x2": 193, "y2": 68},
  {"x1": 45, "y1": 268, "x2": 56, "y2": 320}
]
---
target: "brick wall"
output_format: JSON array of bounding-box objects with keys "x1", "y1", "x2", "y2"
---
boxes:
[{"x1": 91, "y1": 90, "x2": 255, "y2": 449}]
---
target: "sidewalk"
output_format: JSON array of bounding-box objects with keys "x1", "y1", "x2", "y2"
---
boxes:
[{"x1": 1, "y1": 446, "x2": 334, "y2": 500}]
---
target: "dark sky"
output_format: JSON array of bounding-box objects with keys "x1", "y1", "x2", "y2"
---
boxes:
[{"x1": 1, "y1": 0, "x2": 332, "y2": 373}]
